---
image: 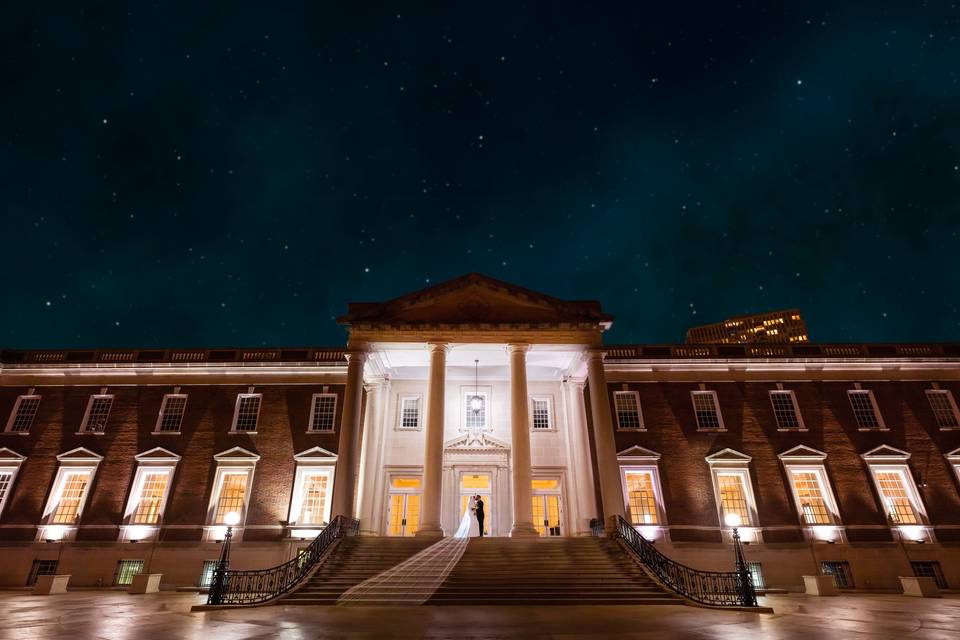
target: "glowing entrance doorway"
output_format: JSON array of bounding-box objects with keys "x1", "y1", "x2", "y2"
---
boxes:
[
  {"x1": 532, "y1": 478, "x2": 563, "y2": 536},
  {"x1": 386, "y1": 477, "x2": 422, "y2": 537},
  {"x1": 459, "y1": 472, "x2": 492, "y2": 536}
]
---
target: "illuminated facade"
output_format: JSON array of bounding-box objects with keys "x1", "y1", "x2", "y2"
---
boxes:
[
  {"x1": 686, "y1": 309, "x2": 809, "y2": 344},
  {"x1": 1, "y1": 274, "x2": 959, "y2": 593}
]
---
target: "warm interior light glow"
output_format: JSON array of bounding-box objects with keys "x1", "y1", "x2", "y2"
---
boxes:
[
  {"x1": 469, "y1": 395, "x2": 483, "y2": 413},
  {"x1": 724, "y1": 512, "x2": 742, "y2": 528},
  {"x1": 224, "y1": 511, "x2": 241, "y2": 526}
]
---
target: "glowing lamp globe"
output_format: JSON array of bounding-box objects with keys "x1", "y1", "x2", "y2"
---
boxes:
[
  {"x1": 469, "y1": 395, "x2": 483, "y2": 413},
  {"x1": 724, "y1": 513, "x2": 742, "y2": 528},
  {"x1": 224, "y1": 511, "x2": 242, "y2": 527}
]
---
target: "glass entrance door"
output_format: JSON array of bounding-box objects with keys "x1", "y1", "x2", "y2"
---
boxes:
[
  {"x1": 386, "y1": 476, "x2": 422, "y2": 537},
  {"x1": 459, "y1": 473, "x2": 492, "y2": 536},
  {"x1": 532, "y1": 478, "x2": 562, "y2": 537}
]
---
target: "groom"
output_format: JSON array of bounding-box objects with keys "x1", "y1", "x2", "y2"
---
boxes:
[{"x1": 475, "y1": 494, "x2": 485, "y2": 537}]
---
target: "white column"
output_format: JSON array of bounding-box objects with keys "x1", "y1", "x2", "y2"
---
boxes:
[
  {"x1": 509, "y1": 343, "x2": 540, "y2": 537},
  {"x1": 357, "y1": 378, "x2": 388, "y2": 534},
  {"x1": 416, "y1": 342, "x2": 449, "y2": 537},
  {"x1": 585, "y1": 349, "x2": 627, "y2": 527},
  {"x1": 331, "y1": 350, "x2": 367, "y2": 519},
  {"x1": 563, "y1": 376, "x2": 599, "y2": 535}
]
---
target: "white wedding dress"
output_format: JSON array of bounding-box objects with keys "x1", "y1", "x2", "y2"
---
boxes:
[{"x1": 455, "y1": 497, "x2": 481, "y2": 538}]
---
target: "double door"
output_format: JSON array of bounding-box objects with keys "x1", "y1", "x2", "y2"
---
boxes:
[{"x1": 387, "y1": 493, "x2": 421, "y2": 537}]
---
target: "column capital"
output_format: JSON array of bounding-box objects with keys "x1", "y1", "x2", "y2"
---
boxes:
[
  {"x1": 506, "y1": 343, "x2": 531, "y2": 354},
  {"x1": 426, "y1": 341, "x2": 452, "y2": 354},
  {"x1": 344, "y1": 349, "x2": 369, "y2": 364},
  {"x1": 562, "y1": 375, "x2": 588, "y2": 390},
  {"x1": 584, "y1": 347, "x2": 607, "y2": 362}
]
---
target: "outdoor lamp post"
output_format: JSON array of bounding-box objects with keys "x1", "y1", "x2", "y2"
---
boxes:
[
  {"x1": 208, "y1": 511, "x2": 241, "y2": 605},
  {"x1": 724, "y1": 512, "x2": 757, "y2": 606}
]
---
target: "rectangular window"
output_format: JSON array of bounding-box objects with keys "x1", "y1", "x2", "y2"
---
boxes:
[
  {"x1": 926, "y1": 390, "x2": 960, "y2": 429},
  {"x1": 232, "y1": 394, "x2": 261, "y2": 432},
  {"x1": 691, "y1": 391, "x2": 724, "y2": 431},
  {"x1": 155, "y1": 394, "x2": 187, "y2": 433},
  {"x1": 80, "y1": 395, "x2": 114, "y2": 433},
  {"x1": 52, "y1": 472, "x2": 91, "y2": 524},
  {"x1": 624, "y1": 470, "x2": 659, "y2": 525},
  {"x1": 789, "y1": 470, "x2": 833, "y2": 524},
  {"x1": 213, "y1": 473, "x2": 248, "y2": 523},
  {"x1": 747, "y1": 561, "x2": 766, "y2": 590},
  {"x1": 532, "y1": 398, "x2": 552, "y2": 430},
  {"x1": 297, "y1": 473, "x2": 330, "y2": 525},
  {"x1": 6, "y1": 395, "x2": 41, "y2": 433},
  {"x1": 614, "y1": 391, "x2": 643, "y2": 430},
  {"x1": 874, "y1": 470, "x2": 920, "y2": 524},
  {"x1": 399, "y1": 396, "x2": 421, "y2": 430},
  {"x1": 308, "y1": 393, "x2": 337, "y2": 432},
  {"x1": 848, "y1": 390, "x2": 884, "y2": 430},
  {"x1": 769, "y1": 390, "x2": 803, "y2": 430},
  {"x1": 911, "y1": 561, "x2": 948, "y2": 589},
  {"x1": 717, "y1": 473, "x2": 750, "y2": 522},
  {"x1": 198, "y1": 560, "x2": 218, "y2": 588},
  {"x1": 113, "y1": 560, "x2": 145, "y2": 586},
  {"x1": 464, "y1": 392, "x2": 487, "y2": 430},
  {"x1": 821, "y1": 561, "x2": 855, "y2": 588},
  {"x1": 131, "y1": 472, "x2": 170, "y2": 525},
  {"x1": 0, "y1": 472, "x2": 12, "y2": 515},
  {"x1": 26, "y1": 559, "x2": 58, "y2": 586}
]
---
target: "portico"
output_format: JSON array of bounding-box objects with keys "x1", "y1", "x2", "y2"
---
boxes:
[{"x1": 334, "y1": 273, "x2": 626, "y2": 537}]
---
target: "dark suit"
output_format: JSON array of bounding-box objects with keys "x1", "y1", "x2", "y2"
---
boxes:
[{"x1": 475, "y1": 498, "x2": 485, "y2": 536}]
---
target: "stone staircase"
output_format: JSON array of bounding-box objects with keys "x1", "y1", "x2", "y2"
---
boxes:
[
  {"x1": 283, "y1": 536, "x2": 436, "y2": 605},
  {"x1": 284, "y1": 536, "x2": 683, "y2": 606},
  {"x1": 426, "y1": 537, "x2": 682, "y2": 605}
]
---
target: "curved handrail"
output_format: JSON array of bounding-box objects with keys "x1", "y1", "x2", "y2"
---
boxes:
[
  {"x1": 208, "y1": 515, "x2": 359, "y2": 606},
  {"x1": 614, "y1": 515, "x2": 757, "y2": 607}
]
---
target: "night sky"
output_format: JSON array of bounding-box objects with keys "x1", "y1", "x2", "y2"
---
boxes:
[{"x1": 3, "y1": 3, "x2": 960, "y2": 349}]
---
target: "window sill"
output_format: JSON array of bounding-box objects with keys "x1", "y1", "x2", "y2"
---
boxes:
[
  {"x1": 75, "y1": 431, "x2": 105, "y2": 436},
  {"x1": 151, "y1": 431, "x2": 181, "y2": 436},
  {"x1": 532, "y1": 427, "x2": 558, "y2": 433},
  {"x1": 230, "y1": 431, "x2": 258, "y2": 435},
  {"x1": 306, "y1": 429, "x2": 336, "y2": 434},
  {"x1": 939, "y1": 427, "x2": 960, "y2": 431},
  {"x1": 616, "y1": 428, "x2": 646, "y2": 433},
  {"x1": 395, "y1": 427, "x2": 422, "y2": 432},
  {"x1": 857, "y1": 427, "x2": 889, "y2": 432},
  {"x1": 0, "y1": 431, "x2": 30, "y2": 436},
  {"x1": 697, "y1": 428, "x2": 727, "y2": 433},
  {"x1": 777, "y1": 428, "x2": 808, "y2": 432}
]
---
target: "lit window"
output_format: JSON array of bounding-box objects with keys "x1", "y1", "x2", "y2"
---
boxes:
[
  {"x1": 614, "y1": 391, "x2": 643, "y2": 430},
  {"x1": 308, "y1": 393, "x2": 338, "y2": 432},
  {"x1": 5, "y1": 395, "x2": 41, "y2": 433},
  {"x1": 80, "y1": 395, "x2": 114, "y2": 434},
  {"x1": 623, "y1": 470, "x2": 660, "y2": 525},
  {"x1": 691, "y1": 390, "x2": 724, "y2": 431},
  {"x1": 231, "y1": 394, "x2": 261, "y2": 433},
  {"x1": 778, "y1": 446, "x2": 842, "y2": 532},
  {"x1": 531, "y1": 398, "x2": 552, "y2": 430},
  {"x1": 213, "y1": 473, "x2": 248, "y2": 524},
  {"x1": 155, "y1": 394, "x2": 187, "y2": 433},
  {"x1": 848, "y1": 390, "x2": 885, "y2": 430},
  {"x1": 296, "y1": 472, "x2": 331, "y2": 525},
  {"x1": 873, "y1": 469, "x2": 920, "y2": 524},
  {"x1": 717, "y1": 473, "x2": 750, "y2": 522},
  {"x1": 464, "y1": 392, "x2": 487, "y2": 430},
  {"x1": 52, "y1": 471, "x2": 91, "y2": 524},
  {"x1": 399, "y1": 396, "x2": 421, "y2": 430},
  {"x1": 0, "y1": 449, "x2": 25, "y2": 518},
  {"x1": 926, "y1": 390, "x2": 960, "y2": 429},
  {"x1": 131, "y1": 472, "x2": 170, "y2": 524},
  {"x1": 113, "y1": 560, "x2": 144, "y2": 586},
  {"x1": 0, "y1": 472, "x2": 14, "y2": 516},
  {"x1": 789, "y1": 470, "x2": 833, "y2": 524},
  {"x1": 769, "y1": 390, "x2": 804, "y2": 430}
]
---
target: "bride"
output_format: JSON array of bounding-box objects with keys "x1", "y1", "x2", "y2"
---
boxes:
[{"x1": 454, "y1": 495, "x2": 481, "y2": 538}]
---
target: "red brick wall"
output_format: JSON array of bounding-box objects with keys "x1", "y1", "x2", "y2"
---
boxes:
[{"x1": 0, "y1": 383, "x2": 345, "y2": 542}]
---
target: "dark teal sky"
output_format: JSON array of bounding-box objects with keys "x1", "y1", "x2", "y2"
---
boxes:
[{"x1": 2, "y1": 2, "x2": 959, "y2": 348}]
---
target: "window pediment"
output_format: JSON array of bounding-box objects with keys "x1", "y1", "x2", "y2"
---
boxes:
[
  {"x1": 705, "y1": 448, "x2": 752, "y2": 465},
  {"x1": 617, "y1": 445, "x2": 661, "y2": 461},
  {"x1": 0, "y1": 447, "x2": 26, "y2": 464},
  {"x1": 945, "y1": 447, "x2": 960, "y2": 462},
  {"x1": 213, "y1": 446, "x2": 261, "y2": 463},
  {"x1": 135, "y1": 447, "x2": 181, "y2": 464},
  {"x1": 861, "y1": 445, "x2": 911, "y2": 461},
  {"x1": 778, "y1": 445, "x2": 827, "y2": 461},
  {"x1": 57, "y1": 447, "x2": 103, "y2": 463},
  {"x1": 293, "y1": 446, "x2": 338, "y2": 462}
]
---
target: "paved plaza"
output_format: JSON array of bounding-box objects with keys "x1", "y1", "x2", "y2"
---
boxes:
[{"x1": 0, "y1": 590, "x2": 958, "y2": 639}]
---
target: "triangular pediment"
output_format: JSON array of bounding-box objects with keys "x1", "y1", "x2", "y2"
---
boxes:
[
  {"x1": 135, "y1": 447, "x2": 181, "y2": 463},
  {"x1": 57, "y1": 447, "x2": 103, "y2": 462},
  {"x1": 445, "y1": 432, "x2": 511, "y2": 452},
  {"x1": 946, "y1": 447, "x2": 960, "y2": 462},
  {"x1": 339, "y1": 273, "x2": 612, "y2": 328},
  {"x1": 0, "y1": 447, "x2": 26, "y2": 463},
  {"x1": 778, "y1": 445, "x2": 827, "y2": 461},
  {"x1": 294, "y1": 446, "x2": 338, "y2": 461},
  {"x1": 213, "y1": 446, "x2": 261, "y2": 462},
  {"x1": 705, "y1": 448, "x2": 752, "y2": 464},
  {"x1": 861, "y1": 445, "x2": 911, "y2": 461},
  {"x1": 617, "y1": 445, "x2": 661, "y2": 460}
]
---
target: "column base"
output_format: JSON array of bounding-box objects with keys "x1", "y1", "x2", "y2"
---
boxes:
[
  {"x1": 510, "y1": 523, "x2": 541, "y2": 538},
  {"x1": 415, "y1": 525, "x2": 445, "y2": 538}
]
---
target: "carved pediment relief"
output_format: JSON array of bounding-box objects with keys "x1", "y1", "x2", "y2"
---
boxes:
[
  {"x1": 445, "y1": 432, "x2": 510, "y2": 452},
  {"x1": 339, "y1": 273, "x2": 612, "y2": 328}
]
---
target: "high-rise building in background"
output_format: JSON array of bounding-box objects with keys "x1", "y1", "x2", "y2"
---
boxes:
[{"x1": 686, "y1": 309, "x2": 808, "y2": 344}]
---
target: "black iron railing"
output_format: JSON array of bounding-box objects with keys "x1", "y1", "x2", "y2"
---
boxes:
[
  {"x1": 207, "y1": 515, "x2": 359, "y2": 606},
  {"x1": 614, "y1": 515, "x2": 758, "y2": 607},
  {"x1": 589, "y1": 518, "x2": 606, "y2": 537}
]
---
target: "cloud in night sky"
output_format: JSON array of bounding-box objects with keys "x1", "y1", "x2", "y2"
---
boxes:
[{"x1": 1, "y1": 2, "x2": 959, "y2": 348}]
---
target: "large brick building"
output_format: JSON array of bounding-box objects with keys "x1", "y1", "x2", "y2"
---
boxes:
[{"x1": 1, "y1": 274, "x2": 959, "y2": 592}]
